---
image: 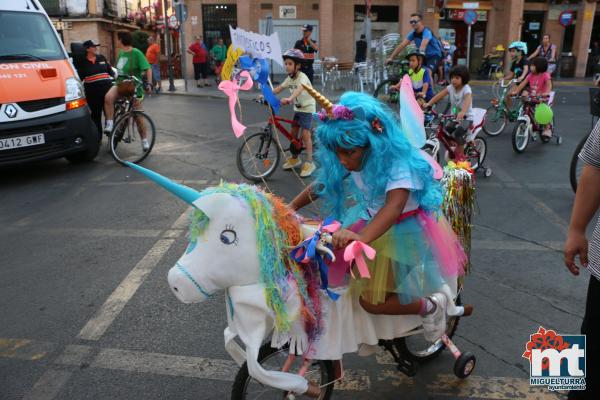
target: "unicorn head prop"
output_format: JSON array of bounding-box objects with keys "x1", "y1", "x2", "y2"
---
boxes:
[{"x1": 125, "y1": 162, "x2": 325, "y2": 395}]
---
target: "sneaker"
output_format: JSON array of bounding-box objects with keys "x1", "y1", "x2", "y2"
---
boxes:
[
  {"x1": 422, "y1": 293, "x2": 448, "y2": 342},
  {"x1": 142, "y1": 138, "x2": 150, "y2": 151},
  {"x1": 103, "y1": 120, "x2": 113, "y2": 134},
  {"x1": 282, "y1": 157, "x2": 301, "y2": 170},
  {"x1": 300, "y1": 161, "x2": 316, "y2": 177}
]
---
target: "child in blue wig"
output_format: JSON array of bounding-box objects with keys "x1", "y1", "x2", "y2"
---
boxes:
[{"x1": 290, "y1": 89, "x2": 466, "y2": 342}]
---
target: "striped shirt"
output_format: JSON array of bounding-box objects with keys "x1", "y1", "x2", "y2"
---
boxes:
[
  {"x1": 76, "y1": 54, "x2": 114, "y2": 86},
  {"x1": 579, "y1": 120, "x2": 600, "y2": 279}
]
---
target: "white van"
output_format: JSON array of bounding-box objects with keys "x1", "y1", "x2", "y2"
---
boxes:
[{"x1": 0, "y1": 0, "x2": 99, "y2": 166}]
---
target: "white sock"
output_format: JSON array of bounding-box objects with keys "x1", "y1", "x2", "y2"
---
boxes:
[{"x1": 105, "y1": 120, "x2": 113, "y2": 129}]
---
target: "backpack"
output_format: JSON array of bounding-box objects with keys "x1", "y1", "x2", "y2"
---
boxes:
[{"x1": 412, "y1": 28, "x2": 443, "y2": 57}]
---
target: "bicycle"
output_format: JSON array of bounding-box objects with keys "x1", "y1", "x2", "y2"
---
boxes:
[
  {"x1": 109, "y1": 75, "x2": 156, "y2": 164},
  {"x1": 236, "y1": 99, "x2": 306, "y2": 182},
  {"x1": 482, "y1": 79, "x2": 520, "y2": 136},
  {"x1": 373, "y1": 61, "x2": 449, "y2": 114},
  {"x1": 511, "y1": 94, "x2": 562, "y2": 154},
  {"x1": 423, "y1": 108, "x2": 492, "y2": 177}
]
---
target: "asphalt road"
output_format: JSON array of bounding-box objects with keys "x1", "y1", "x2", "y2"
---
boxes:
[{"x1": 0, "y1": 86, "x2": 595, "y2": 400}]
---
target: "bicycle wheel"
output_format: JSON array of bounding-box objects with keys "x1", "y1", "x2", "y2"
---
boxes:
[
  {"x1": 465, "y1": 137, "x2": 487, "y2": 170},
  {"x1": 236, "y1": 131, "x2": 280, "y2": 182},
  {"x1": 373, "y1": 79, "x2": 400, "y2": 113},
  {"x1": 483, "y1": 106, "x2": 508, "y2": 136},
  {"x1": 512, "y1": 121, "x2": 529, "y2": 153},
  {"x1": 397, "y1": 295, "x2": 461, "y2": 362},
  {"x1": 110, "y1": 111, "x2": 156, "y2": 164},
  {"x1": 231, "y1": 342, "x2": 335, "y2": 400},
  {"x1": 570, "y1": 133, "x2": 589, "y2": 192}
]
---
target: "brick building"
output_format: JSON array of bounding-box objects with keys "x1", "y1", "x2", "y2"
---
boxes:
[{"x1": 180, "y1": 0, "x2": 599, "y2": 78}]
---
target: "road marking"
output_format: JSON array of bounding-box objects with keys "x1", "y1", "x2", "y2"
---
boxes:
[
  {"x1": 1, "y1": 336, "x2": 565, "y2": 397},
  {"x1": 171, "y1": 206, "x2": 192, "y2": 229},
  {"x1": 35, "y1": 227, "x2": 162, "y2": 238},
  {"x1": 22, "y1": 369, "x2": 72, "y2": 400},
  {"x1": 53, "y1": 345, "x2": 94, "y2": 366},
  {"x1": 425, "y1": 374, "x2": 562, "y2": 399},
  {"x1": 0, "y1": 338, "x2": 53, "y2": 361},
  {"x1": 92, "y1": 348, "x2": 239, "y2": 381},
  {"x1": 77, "y1": 238, "x2": 176, "y2": 340}
]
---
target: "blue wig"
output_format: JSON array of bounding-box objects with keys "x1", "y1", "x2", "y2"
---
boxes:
[{"x1": 313, "y1": 92, "x2": 442, "y2": 221}]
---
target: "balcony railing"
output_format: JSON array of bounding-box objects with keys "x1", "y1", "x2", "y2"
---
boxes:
[{"x1": 39, "y1": 0, "x2": 65, "y2": 16}]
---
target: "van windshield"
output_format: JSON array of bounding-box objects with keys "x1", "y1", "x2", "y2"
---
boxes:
[{"x1": 0, "y1": 11, "x2": 65, "y2": 62}]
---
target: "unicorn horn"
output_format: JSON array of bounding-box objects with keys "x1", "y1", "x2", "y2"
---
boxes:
[
  {"x1": 302, "y1": 84, "x2": 333, "y2": 116},
  {"x1": 124, "y1": 161, "x2": 201, "y2": 205}
]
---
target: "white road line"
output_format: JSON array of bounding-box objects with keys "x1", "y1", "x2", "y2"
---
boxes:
[
  {"x1": 77, "y1": 238, "x2": 176, "y2": 341},
  {"x1": 22, "y1": 369, "x2": 72, "y2": 400},
  {"x1": 92, "y1": 348, "x2": 239, "y2": 382},
  {"x1": 53, "y1": 345, "x2": 94, "y2": 366},
  {"x1": 172, "y1": 206, "x2": 192, "y2": 229},
  {"x1": 36, "y1": 227, "x2": 162, "y2": 238}
]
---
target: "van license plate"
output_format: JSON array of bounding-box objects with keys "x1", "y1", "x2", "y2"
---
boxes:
[{"x1": 0, "y1": 134, "x2": 45, "y2": 151}]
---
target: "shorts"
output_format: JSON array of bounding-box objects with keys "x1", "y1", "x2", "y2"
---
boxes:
[
  {"x1": 293, "y1": 112, "x2": 313, "y2": 130},
  {"x1": 425, "y1": 55, "x2": 441, "y2": 72},
  {"x1": 151, "y1": 64, "x2": 160, "y2": 83},
  {"x1": 548, "y1": 63, "x2": 557, "y2": 75},
  {"x1": 193, "y1": 62, "x2": 208, "y2": 80}
]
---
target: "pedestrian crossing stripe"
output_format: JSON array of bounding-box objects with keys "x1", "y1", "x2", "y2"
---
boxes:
[{"x1": 1, "y1": 337, "x2": 563, "y2": 398}]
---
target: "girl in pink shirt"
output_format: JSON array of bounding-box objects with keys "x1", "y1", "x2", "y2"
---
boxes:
[{"x1": 512, "y1": 57, "x2": 553, "y2": 138}]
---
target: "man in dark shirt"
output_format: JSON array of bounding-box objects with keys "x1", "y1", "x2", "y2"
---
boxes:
[
  {"x1": 355, "y1": 34, "x2": 367, "y2": 63},
  {"x1": 294, "y1": 24, "x2": 318, "y2": 83},
  {"x1": 74, "y1": 40, "x2": 114, "y2": 139}
]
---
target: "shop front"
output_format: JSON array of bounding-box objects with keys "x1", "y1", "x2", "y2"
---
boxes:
[{"x1": 439, "y1": 8, "x2": 489, "y2": 72}]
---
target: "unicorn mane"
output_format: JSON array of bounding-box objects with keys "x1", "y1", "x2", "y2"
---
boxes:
[{"x1": 187, "y1": 183, "x2": 321, "y2": 339}]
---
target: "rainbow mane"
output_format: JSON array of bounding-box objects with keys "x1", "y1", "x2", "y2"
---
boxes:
[{"x1": 187, "y1": 183, "x2": 322, "y2": 339}]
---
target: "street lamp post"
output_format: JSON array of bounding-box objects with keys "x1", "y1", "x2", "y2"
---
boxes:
[{"x1": 163, "y1": 0, "x2": 176, "y2": 91}]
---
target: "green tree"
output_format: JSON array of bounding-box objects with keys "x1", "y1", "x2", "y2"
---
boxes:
[{"x1": 132, "y1": 30, "x2": 149, "y2": 54}]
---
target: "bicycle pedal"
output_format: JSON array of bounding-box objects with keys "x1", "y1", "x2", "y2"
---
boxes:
[{"x1": 396, "y1": 358, "x2": 417, "y2": 377}]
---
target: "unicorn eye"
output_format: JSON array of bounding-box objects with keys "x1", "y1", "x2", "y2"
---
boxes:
[{"x1": 220, "y1": 226, "x2": 238, "y2": 245}]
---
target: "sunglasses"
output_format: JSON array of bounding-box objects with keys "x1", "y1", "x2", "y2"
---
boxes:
[{"x1": 409, "y1": 19, "x2": 420, "y2": 24}]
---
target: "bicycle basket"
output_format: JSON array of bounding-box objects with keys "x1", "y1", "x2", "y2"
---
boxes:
[{"x1": 117, "y1": 79, "x2": 136, "y2": 97}]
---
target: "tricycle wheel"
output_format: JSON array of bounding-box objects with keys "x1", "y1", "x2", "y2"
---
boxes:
[{"x1": 454, "y1": 352, "x2": 476, "y2": 379}]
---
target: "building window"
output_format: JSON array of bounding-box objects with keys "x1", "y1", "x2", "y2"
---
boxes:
[
  {"x1": 202, "y1": 4, "x2": 237, "y2": 49},
  {"x1": 354, "y1": 5, "x2": 399, "y2": 23},
  {"x1": 312, "y1": 4, "x2": 319, "y2": 10},
  {"x1": 260, "y1": 3, "x2": 273, "y2": 10}
]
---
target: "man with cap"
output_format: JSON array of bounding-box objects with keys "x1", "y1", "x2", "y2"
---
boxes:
[
  {"x1": 294, "y1": 24, "x2": 318, "y2": 83},
  {"x1": 74, "y1": 40, "x2": 115, "y2": 140}
]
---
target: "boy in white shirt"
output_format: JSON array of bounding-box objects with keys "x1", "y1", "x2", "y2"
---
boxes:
[{"x1": 273, "y1": 49, "x2": 317, "y2": 177}]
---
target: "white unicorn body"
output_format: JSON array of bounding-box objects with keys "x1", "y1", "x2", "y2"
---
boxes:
[{"x1": 127, "y1": 163, "x2": 458, "y2": 396}]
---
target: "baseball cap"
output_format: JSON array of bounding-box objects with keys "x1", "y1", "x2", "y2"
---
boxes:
[
  {"x1": 302, "y1": 24, "x2": 313, "y2": 32},
  {"x1": 83, "y1": 40, "x2": 100, "y2": 48}
]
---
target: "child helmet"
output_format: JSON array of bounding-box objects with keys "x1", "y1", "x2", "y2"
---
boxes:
[
  {"x1": 282, "y1": 49, "x2": 306, "y2": 64},
  {"x1": 508, "y1": 41, "x2": 528, "y2": 55}
]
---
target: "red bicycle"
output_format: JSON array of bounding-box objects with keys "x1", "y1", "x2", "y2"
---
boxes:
[
  {"x1": 236, "y1": 99, "x2": 306, "y2": 182},
  {"x1": 424, "y1": 108, "x2": 492, "y2": 177}
]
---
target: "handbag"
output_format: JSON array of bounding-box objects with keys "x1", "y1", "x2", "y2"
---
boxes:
[{"x1": 116, "y1": 50, "x2": 136, "y2": 97}]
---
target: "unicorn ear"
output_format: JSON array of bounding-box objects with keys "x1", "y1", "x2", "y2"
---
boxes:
[{"x1": 350, "y1": 106, "x2": 366, "y2": 121}]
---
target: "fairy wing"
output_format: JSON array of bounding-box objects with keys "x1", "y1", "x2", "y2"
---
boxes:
[{"x1": 399, "y1": 74, "x2": 426, "y2": 148}]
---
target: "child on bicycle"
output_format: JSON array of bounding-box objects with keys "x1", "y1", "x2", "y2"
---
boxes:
[
  {"x1": 423, "y1": 65, "x2": 473, "y2": 160},
  {"x1": 392, "y1": 49, "x2": 434, "y2": 106},
  {"x1": 511, "y1": 57, "x2": 553, "y2": 139},
  {"x1": 272, "y1": 49, "x2": 317, "y2": 178},
  {"x1": 504, "y1": 41, "x2": 529, "y2": 109},
  {"x1": 290, "y1": 90, "x2": 466, "y2": 344}
]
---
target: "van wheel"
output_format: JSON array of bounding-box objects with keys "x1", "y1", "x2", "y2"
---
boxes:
[{"x1": 66, "y1": 136, "x2": 100, "y2": 163}]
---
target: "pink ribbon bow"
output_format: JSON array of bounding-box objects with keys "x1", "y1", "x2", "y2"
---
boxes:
[
  {"x1": 218, "y1": 70, "x2": 254, "y2": 138},
  {"x1": 343, "y1": 241, "x2": 376, "y2": 279}
]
